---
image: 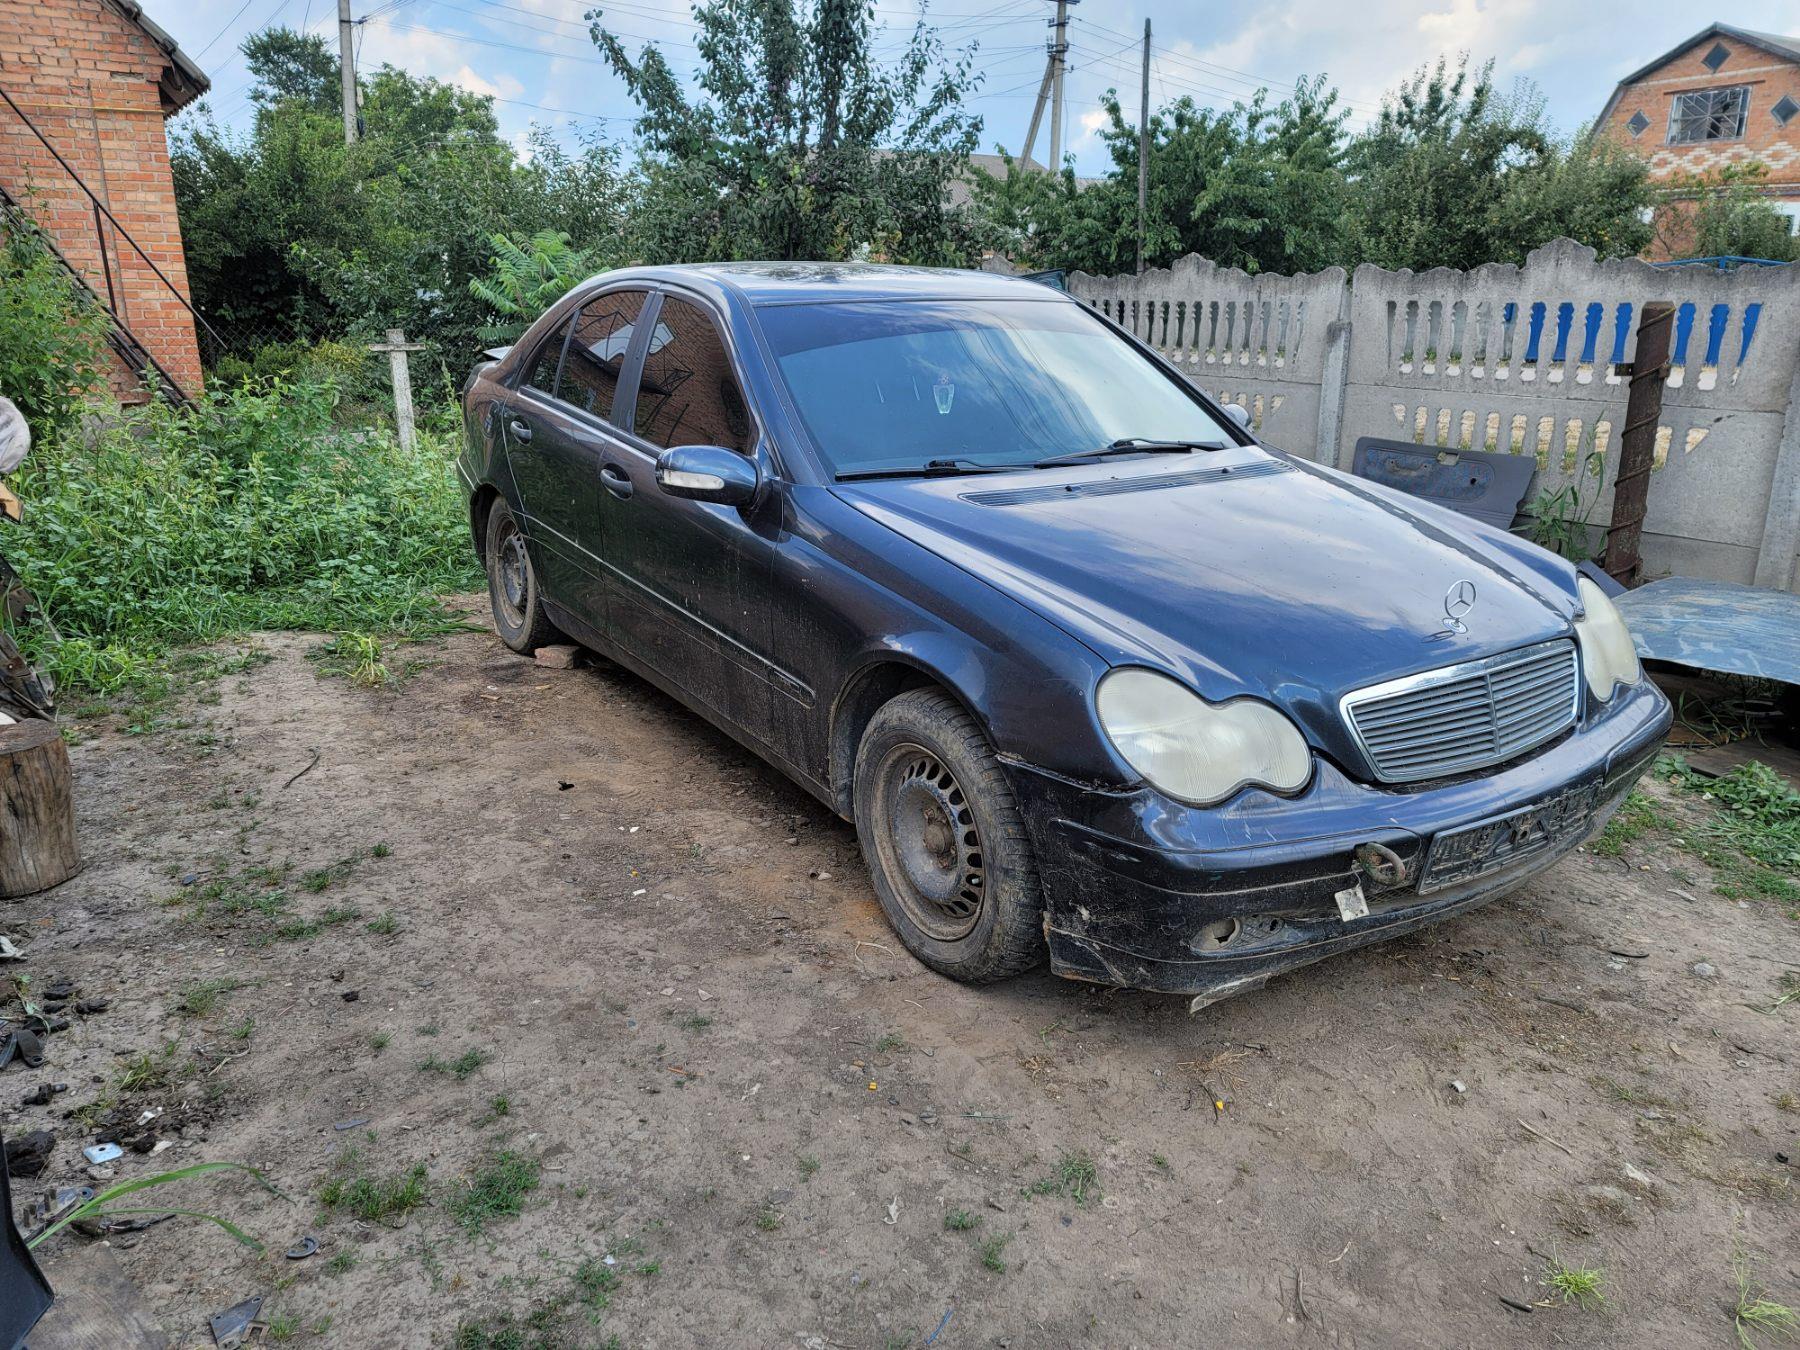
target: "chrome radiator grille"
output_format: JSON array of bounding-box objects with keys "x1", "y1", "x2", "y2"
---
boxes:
[{"x1": 1342, "y1": 640, "x2": 1580, "y2": 784}]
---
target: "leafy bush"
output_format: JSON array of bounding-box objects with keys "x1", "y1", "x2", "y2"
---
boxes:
[
  {"x1": 0, "y1": 217, "x2": 111, "y2": 444},
  {"x1": 5, "y1": 377, "x2": 478, "y2": 694},
  {"x1": 468, "y1": 230, "x2": 595, "y2": 343},
  {"x1": 210, "y1": 339, "x2": 394, "y2": 426}
]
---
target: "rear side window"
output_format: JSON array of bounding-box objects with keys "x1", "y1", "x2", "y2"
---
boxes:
[
  {"x1": 634, "y1": 297, "x2": 753, "y2": 452},
  {"x1": 523, "y1": 318, "x2": 570, "y2": 397},
  {"x1": 561, "y1": 289, "x2": 649, "y2": 424}
]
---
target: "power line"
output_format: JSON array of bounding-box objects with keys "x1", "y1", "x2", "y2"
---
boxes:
[{"x1": 193, "y1": 0, "x2": 276, "y2": 59}]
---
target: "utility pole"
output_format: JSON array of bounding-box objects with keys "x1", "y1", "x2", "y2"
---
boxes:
[
  {"x1": 1021, "y1": 62, "x2": 1053, "y2": 170},
  {"x1": 338, "y1": 0, "x2": 358, "y2": 145},
  {"x1": 1047, "y1": 0, "x2": 1074, "y2": 171},
  {"x1": 1137, "y1": 18, "x2": 1150, "y2": 274}
]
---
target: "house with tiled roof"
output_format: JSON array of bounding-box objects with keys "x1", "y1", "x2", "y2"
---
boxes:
[{"x1": 1598, "y1": 23, "x2": 1800, "y2": 259}]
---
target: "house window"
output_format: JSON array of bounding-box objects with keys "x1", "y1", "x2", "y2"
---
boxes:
[
  {"x1": 1701, "y1": 42, "x2": 1730, "y2": 72},
  {"x1": 1775, "y1": 94, "x2": 1800, "y2": 128},
  {"x1": 1627, "y1": 110, "x2": 1650, "y2": 136},
  {"x1": 1668, "y1": 86, "x2": 1749, "y2": 144}
]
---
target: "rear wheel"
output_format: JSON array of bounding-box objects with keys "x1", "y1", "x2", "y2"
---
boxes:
[
  {"x1": 853, "y1": 688, "x2": 1045, "y2": 983},
  {"x1": 484, "y1": 500, "x2": 560, "y2": 654}
]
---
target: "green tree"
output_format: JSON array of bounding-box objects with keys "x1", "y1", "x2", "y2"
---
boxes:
[
  {"x1": 589, "y1": 0, "x2": 985, "y2": 263},
  {"x1": 1675, "y1": 163, "x2": 1800, "y2": 261},
  {"x1": 976, "y1": 78, "x2": 1347, "y2": 276},
  {"x1": 1344, "y1": 58, "x2": 1650, "y2": 271},
  {"x1": 241, "y1": 28, "x2": 339, "y2": 114},
  {"x1": 172, "y1": 27, "x2": 632, "y2": 372}
]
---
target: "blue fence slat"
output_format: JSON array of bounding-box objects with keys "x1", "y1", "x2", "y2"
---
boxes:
[{"x1": 1610, "y1": 302, "x2": 1633, "y2": 365}]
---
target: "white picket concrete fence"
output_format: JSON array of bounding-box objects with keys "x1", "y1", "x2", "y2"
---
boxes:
[{"x1": 1067, "y1": 240, "x2": 1800, "y2": 593}]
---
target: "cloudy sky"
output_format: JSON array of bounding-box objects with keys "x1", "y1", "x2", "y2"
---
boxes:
[{"x1": 154, "y1": 0, "x2": 1800, "y2": 172}]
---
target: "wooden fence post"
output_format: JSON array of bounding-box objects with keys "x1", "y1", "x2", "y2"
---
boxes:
[
  {"x1": 1603, "y1": 301, "x2": 1673, "y2": 586},
  {"x1": 368, "y1": 329, "x2": 428, "y2": 454}
]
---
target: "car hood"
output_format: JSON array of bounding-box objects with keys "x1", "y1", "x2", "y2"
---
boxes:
[{"x1": 832, "y1": 448, "x2": 1579, "y2": 741}]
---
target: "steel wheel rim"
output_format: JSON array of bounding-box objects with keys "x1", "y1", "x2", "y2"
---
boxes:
[
  {"x1": 875, "y1": 742, "x2": 985, "y2": 941},
  {"x1": 492, "y1": 520, "x2": 530, "y2": 629}
]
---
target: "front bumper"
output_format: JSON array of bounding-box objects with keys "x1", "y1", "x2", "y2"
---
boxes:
[{"x1": 1008, "y1": 680, "x2": 1672, "y2": 1008}]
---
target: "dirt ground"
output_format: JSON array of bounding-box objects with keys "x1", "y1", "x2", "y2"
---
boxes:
[{"x1": 4, "y1": 602, "x2": 1798, "y2": 1348}]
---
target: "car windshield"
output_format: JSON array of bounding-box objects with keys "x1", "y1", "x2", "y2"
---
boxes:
[{"x1": 755, "y1": 298, "x2": 1237, "y2": 476}]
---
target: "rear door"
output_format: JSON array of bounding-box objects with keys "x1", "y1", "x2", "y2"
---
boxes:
[{"x1": 502, "y1": 289, "x2": 653, "y2": 633}]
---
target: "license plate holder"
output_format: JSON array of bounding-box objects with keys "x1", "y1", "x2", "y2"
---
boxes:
[{"x1": 1419, "y1": 779, "x2": 1603, "y2": 893}]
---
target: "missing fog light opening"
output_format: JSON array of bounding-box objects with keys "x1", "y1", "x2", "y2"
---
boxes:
[{"x1": 1193, "y1": 917, "x2": 1241, "y2": 951}]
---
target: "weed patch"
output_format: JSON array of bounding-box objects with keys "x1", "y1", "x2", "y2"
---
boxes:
[
  {"x1": 449, "y1": 1152, "x2": 541, "y2": 1236},
  {"x1": 1662, "y1": 757, "x2": 1800, "y2": 902},
  {"x1": 1592, "y1": 790, "x2": 1669, "y2": 857},
  {"x1": 1546, "y1": 1253, "x2": 1607, "y2": 1309},
  {"x1": 421, "y1": 1048, "x2": 489, "y2": 1080},
  {"x1": 176, "y1": 977, "x2": 248, "y2": 1017},
  {"x1": 320, "y1": 1163, "x2": 428, "y2": 1223},
  {"x1": 4, "y1": 381, "x2": 477, "y2": 701},
  {"x1": 1029, "y1": 1150, "x2": 1100, "y2": 1206},
  {"x1": 979, "y1": 1232, "x2": 1012, "y2": 1273}
]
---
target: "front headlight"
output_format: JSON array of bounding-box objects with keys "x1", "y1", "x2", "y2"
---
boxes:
[
  {"x1": 1096, "y1": 668, "x2": 1312, "y2": 805},
  {"x1": 1574, "y1": 576, "x2": 1642, "y2": 701}
]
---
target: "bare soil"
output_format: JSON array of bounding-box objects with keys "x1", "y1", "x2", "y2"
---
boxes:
[{"x1": 4, "y1": 604, "x2": 1797, "y2": 1348}]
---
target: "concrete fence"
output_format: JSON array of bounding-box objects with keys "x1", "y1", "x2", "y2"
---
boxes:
[{"x1": 1067, "y1": 239, "x2": 1800, "y2": 594}]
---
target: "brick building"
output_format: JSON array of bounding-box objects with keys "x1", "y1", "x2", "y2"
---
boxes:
[
  {"x1": 1598, "y1": 23, "x2": 1800, "y2": 260},
  {"x1": 0, "y1": 0, "x2": 208, "y2": 398}
]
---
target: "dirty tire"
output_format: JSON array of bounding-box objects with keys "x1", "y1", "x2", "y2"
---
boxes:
[
  {"x1": 853, "y1": 687, "x2": 1045, "y2": 983},
  {"x1": 484, "y1": 500, "x2": 560, "y2": 654}
]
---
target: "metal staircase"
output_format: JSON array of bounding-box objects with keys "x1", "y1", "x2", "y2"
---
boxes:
[
  {"x1": 0, "y1": 181, "x2": 191, "y2": 407},
  {"x1": 0, "y1": 85, "x2": 222, "y2": 408}
]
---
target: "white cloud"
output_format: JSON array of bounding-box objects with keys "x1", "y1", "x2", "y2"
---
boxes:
[
  {"x1": 450, "y1": 64, "x2": 525, "y2": 102},
  {"x1": 1073, "y1": 107, "x2": 1110, "y2": 148}
]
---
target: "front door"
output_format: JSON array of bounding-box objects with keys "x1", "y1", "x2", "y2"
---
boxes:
[{"x1": 596, "y1": 292, "x2": 780, "y2": 744}]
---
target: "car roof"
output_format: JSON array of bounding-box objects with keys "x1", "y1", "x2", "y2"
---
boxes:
[{"x1": 578, "y1": 262, "x2": 1069, "y2": 307}]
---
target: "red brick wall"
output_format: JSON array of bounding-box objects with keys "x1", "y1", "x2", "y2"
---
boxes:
[
  {"x1": 1600, "y1": 32, "x2": 1800, "y2": 260},
  {"x1": 0, "y1": 0, "x2": 205, "y2": 399}
]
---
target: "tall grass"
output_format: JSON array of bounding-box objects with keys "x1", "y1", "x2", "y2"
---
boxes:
[{"x1": 4, "y1": 378, "x2": 479, "y2": 695}]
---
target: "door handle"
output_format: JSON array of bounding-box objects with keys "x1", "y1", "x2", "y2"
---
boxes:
[
  {"x1": 508, "y1": 419, "x2": 532, "y2": 444},
  {"x1": 600, "y1": 463, "x2": 634, "y2": 500}
]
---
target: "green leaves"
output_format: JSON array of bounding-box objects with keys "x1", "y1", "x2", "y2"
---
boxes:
[
  {"x1": 0, "y1": 217, "x2": 111, "y2": 444},
  {"x1": 469, "y1": 230, "x2": 596, "y2": 343},
  {"x1": 4, "y1": 378, "x2": 477, "y2": 697},
  {"x1": 592, "y1": 0, "x2": 985, "y2": 265},
  {"x1": 27, "y1": 1160, "x2": 276, "y2": 1252}
]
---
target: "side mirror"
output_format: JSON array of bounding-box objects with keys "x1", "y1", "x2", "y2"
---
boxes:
[
  {"x1": 1224, "y1": 403, "x2": 1252, "y2": 431},
  {"x1": 654, "y1": 445, "x2": 761, "y2": 507}
]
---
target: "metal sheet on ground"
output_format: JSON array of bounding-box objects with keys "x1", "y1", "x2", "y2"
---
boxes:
[{"x1": 1613, "y1": 577, "x2": 1800, "y2": 685}]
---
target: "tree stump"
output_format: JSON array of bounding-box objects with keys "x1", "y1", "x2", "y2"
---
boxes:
[{"x1": 0, "y1": 718, "x2": 80, "y2": 896}]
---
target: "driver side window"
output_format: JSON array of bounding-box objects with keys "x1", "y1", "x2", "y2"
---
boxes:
[{"x1": 634, "y1": 297, "x2": 753, "y2": 453}]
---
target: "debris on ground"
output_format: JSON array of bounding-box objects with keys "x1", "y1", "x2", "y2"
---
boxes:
[
  {"x1": 5, "y1": 1129, "x2": 55, "y2": 1178},
  {"x1": 208, "y1": 1295, "x2": 264, "y2": 1350}
]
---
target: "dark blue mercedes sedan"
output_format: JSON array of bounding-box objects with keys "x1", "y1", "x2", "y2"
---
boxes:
[{"x1": 458, "y1": 263, "x2": 1672, "y2": 1010}]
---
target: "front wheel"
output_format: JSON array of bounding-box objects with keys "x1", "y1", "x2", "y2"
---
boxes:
[
  {"x1": 853, "y1": 688, "x2": 1045, "y2": 983},
  {"x1": 484, "y1": 500, "x2": 561, "y2": 654}
]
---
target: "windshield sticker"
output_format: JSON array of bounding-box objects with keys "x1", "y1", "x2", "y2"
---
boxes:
[{"x1": 934, "y1": 374, "x2": 955, "y2": 415}]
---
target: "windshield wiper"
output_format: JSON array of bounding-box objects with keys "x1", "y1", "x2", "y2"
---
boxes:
[
  {"x1": 835, "y1": 458, "x2": 1027, "y2": 481},
  {"x1": 1034, "y1": 437, "x2": 1228, "y2": 469}
]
